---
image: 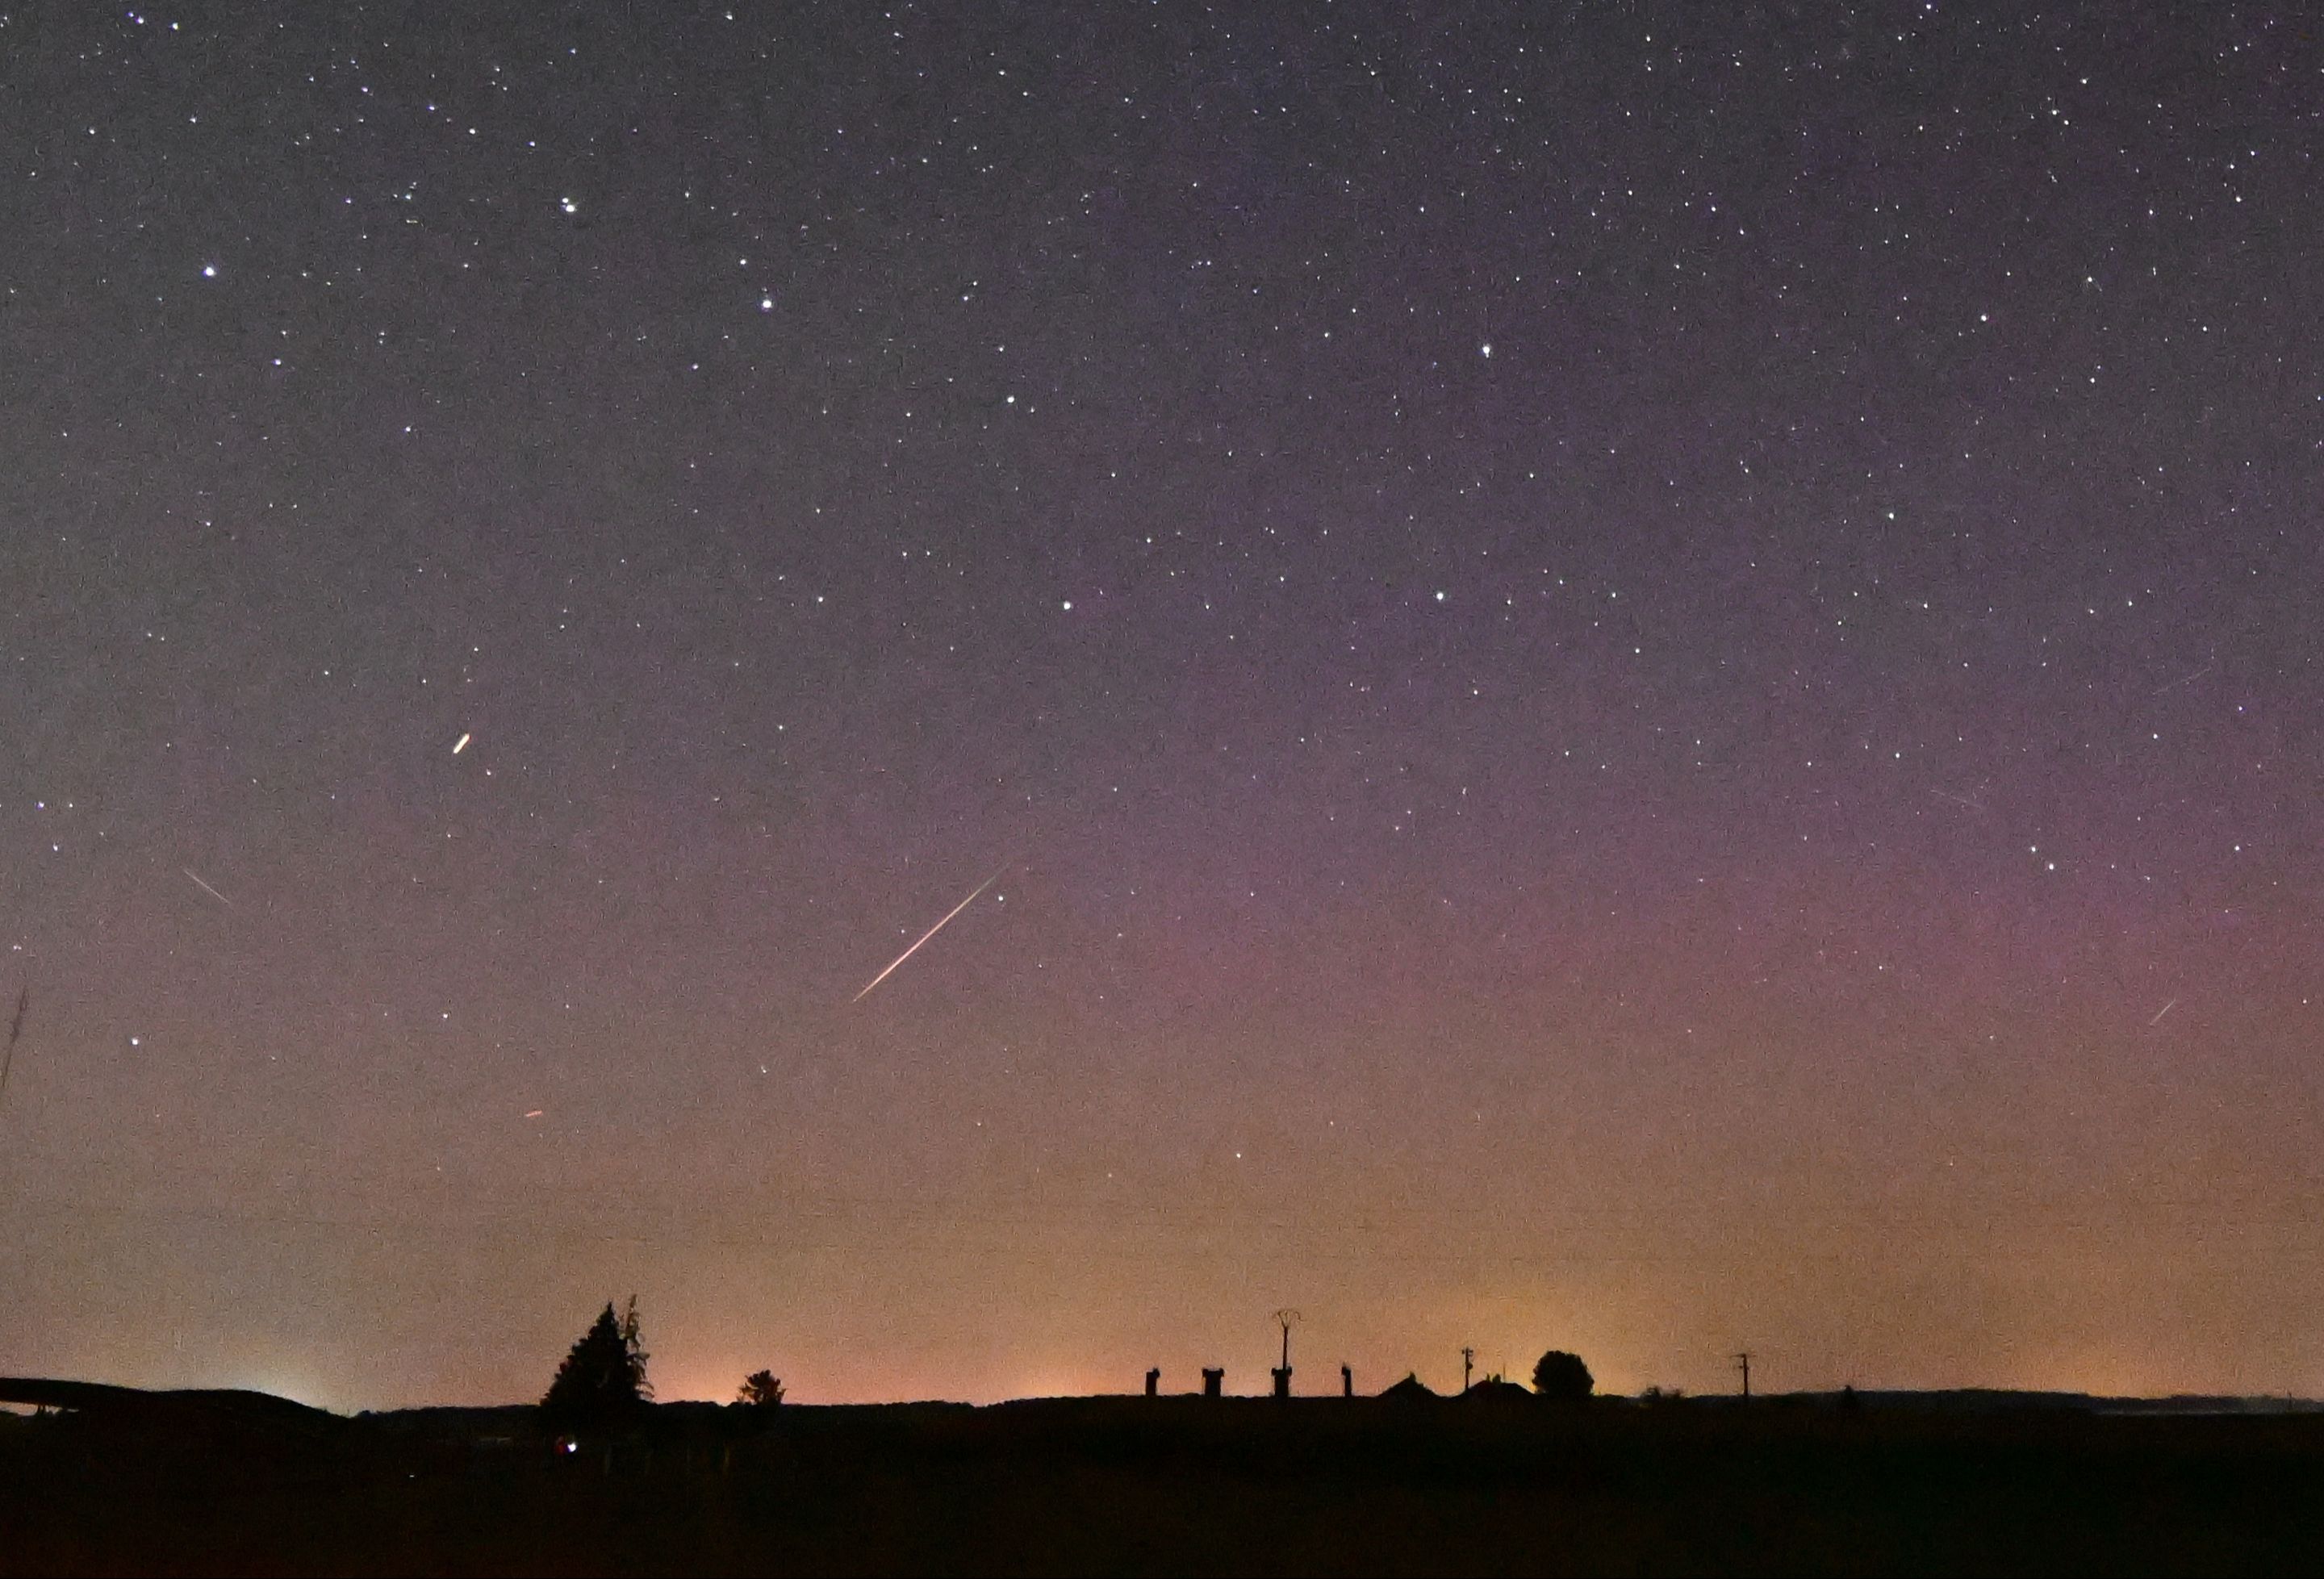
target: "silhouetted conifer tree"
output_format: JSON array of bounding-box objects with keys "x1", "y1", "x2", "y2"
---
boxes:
[
  {"x1": 738, "y1": 1370, "x2": 784, "y2": 1408},
  {"x1": 617, "y1": 1295, "x2": 652, "y2": 1401},
  {"x1": 1531, "y1": 1349, "x2": 1595, "y2": 1401},
  {"x1": 542, "y1": 1298, "x2": 650, "y2": 1426}
]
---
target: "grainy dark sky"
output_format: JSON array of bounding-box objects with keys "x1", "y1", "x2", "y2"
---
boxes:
[{"x1": 3, "y1": 2, "x2": 2320, "y2": 1410}]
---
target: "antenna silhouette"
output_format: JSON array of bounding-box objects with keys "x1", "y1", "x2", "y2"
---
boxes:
[
  {"x1": 1733, "y1": 1351, "x2": 1753, "y2": 1399},
  {"x1": 1461, "y1": 1345, "x2": 1475, "y2": 1393},
  {"x1": 1271, "y1": 1309, "x2": 1300, "y2": 1398}
]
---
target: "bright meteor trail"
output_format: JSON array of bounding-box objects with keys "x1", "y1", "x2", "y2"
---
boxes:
[
  {"x1": 183, "y1": 868, "x2": 233, "y2": 907},
  {"x1": 852, "y1": 863, "x2": 1010, "y2": 1004}
]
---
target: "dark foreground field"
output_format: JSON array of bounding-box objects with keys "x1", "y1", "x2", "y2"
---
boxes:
[{"x1": 6, "y1": 1390, "x2": 2324, "y2": 1576}]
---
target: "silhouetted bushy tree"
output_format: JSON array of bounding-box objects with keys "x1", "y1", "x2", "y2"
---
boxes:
[
  {"x1": 1532, "y1": 1349, "x2": 1594, "y2": 1401},
  {"x1": 738, "y1": 1370, "x2": 784, "y2": 1408},
  {"x1": 541, "y1": 1297, "x2": 650, "y2": 1427}
]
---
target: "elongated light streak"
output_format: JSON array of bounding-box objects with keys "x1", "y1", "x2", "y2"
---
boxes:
[
  {"x1": 184, "y1": 867, "x2": 233, "y2": 907},
  {"x1": 853, "y1": 863, "x2": 1009, "y2": 1004},
  {"x1": 1, "y1": 986, "x2": 26, "y2": 1099}
]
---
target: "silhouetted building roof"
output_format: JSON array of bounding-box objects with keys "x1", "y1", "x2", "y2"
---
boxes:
[
  {"x1": 1463, "y1": 1378, "x2": 1533, "y2": 1403},
  {"x1": 1378, "y1": 1372, "x2": 1438, "y2": 1401}
]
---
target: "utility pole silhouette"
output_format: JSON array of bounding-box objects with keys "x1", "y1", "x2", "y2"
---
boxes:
[
  {"x1": 1734, "y1": 1351, "x2": 1752, "y2": 1399},
  {"x1": 1272, "y1": 1309, "x2": 1300, "y2": 1398},
  {"x1": 1461, "y1": 1346, "x2": 1475, "y2": 1393}
]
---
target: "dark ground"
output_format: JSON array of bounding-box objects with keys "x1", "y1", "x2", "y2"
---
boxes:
[{"x1": 6, "y1": 1391, "x2": 2324, "y2": 1576}]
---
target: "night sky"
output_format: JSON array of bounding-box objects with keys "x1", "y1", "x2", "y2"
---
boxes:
[{"x1": 4, "y1": 3, "x2": 2321, "y2": 1412}]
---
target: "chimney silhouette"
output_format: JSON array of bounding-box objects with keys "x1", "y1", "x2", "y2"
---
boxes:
[
  {"x1": 1341, "y1": 1363, "x2": 1353, "y2": 1397},
  {"x1": 1202, "y1": 1368, "x2": 1224, "y2": 1398},
  {"x1": 1145, "y1": 1368, "x2": 1160, "y2": 1397}
]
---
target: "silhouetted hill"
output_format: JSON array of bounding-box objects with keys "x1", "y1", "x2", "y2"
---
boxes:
[
  {"x1": 1775, "y1": 1388, "x2": 2324, "y2": 1417},
  {"x1": 8, "y1": 1382, "x2": 2324, "y2": 1574},
  {"x1": 1, "y1": 1376, "x2": 341, "y2": 1430}
]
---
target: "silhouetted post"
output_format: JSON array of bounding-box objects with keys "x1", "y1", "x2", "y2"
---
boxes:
[
  {"x1": 1202, "y1": 1367, "x2": 1223, "y2": 1397},
  {"x1": 1461, "y1": 1346, "x2": 1475, "y2": 1393},
  {"x1": 1341, "y1": 1363, "x2": 1352, "y2": 1397},
  {"x1": 1145, "y1": 1368, "x2": 1160, "y2": 1397},
  {"x1": 1734, "y1": 1351, "x2": 1752, "y2": 1399}
]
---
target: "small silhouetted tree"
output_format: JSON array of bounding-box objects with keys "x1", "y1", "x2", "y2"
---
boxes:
[
  {"x1": 738, "y1": 1370, "x2": 784, "y2": 1408},
  {"x1": 542, "y1": 1298, "x2": 650, "y2": 1427},
  {"x1": 1532, "y1": 1349, "x2": 1594, "y2": 1401}
]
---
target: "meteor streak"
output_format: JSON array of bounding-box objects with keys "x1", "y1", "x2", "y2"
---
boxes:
[
  {"x1": 852, "y1": 862, "x2": 1010, "y2": 1004},
  {"x1": 184, "y1": 867, "x2": 233, "y2": 907},
  {"x1": 2150, "y1": 997, "x2": 2178, "y2": 1026},
  {"x1": 2, "y1": 986, "x2": 26, "y2": 1100}
]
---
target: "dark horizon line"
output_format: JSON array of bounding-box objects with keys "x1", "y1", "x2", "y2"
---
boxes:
[{"x1": 10, "y1": 1374, "x2": 2321, "y2": 1421}]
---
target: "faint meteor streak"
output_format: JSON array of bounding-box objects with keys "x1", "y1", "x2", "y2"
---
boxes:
[
  {"x1": 1929, "y1": 787, "x2": 1986, "y2": 812},
  {"x1": 1, "y1": 986, "x2": 27, "y2": 1100},
  {"x1": 852, "y1": 862, "x2": 1010, "y2": 1004},
  {"x1": 183, "y1": 867, "x2": 233, "y2": 907},
  {"x1": 2150, "y1": 998, "x2": 2178, "y2": 1026},
  {"x1": 453, "y1": 733, "x2": 472, "y2": 754}
]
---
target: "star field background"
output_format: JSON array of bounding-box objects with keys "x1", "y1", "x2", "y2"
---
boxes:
[{"x1": 3, "y1": 2, "x2": 2322, "y2": 1410}]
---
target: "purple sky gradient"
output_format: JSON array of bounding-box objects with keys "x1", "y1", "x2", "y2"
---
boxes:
[{"x1": 2, "y1": 2, "x2": 2320, "y2": 1409}]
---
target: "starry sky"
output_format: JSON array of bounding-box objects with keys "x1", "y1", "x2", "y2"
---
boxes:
[{"x1": 4, "y1": 2, "x2": 2321, "y2": 1411}]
